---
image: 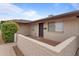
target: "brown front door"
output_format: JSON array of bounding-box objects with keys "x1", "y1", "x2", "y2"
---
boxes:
[{"x1": 39, "y1": 23, "x2": 44, "y2": 37}]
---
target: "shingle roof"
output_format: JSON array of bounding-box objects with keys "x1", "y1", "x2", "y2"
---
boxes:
[{"x1": 11, "y1": 19, "x2": 31, "y2": 23}]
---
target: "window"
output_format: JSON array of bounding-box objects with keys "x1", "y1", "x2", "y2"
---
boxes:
[{"x1": 48, "y1": 22, "x2": 64, "y2": 32}]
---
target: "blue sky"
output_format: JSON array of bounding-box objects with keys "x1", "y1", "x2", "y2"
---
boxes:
[
  {"x1": 0, "y1": 3, "x2": 79, "y2": 21},
  {"x1": 13, "y1": 3, "x2": 75, "y2": 15}
]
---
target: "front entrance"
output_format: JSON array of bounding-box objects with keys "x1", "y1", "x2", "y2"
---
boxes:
[{"x1": 39, "y1": 23, "x2": 44, "y2": 37}]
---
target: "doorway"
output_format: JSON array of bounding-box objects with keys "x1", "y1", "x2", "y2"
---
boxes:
[{"x1": 39, "y1": 23, "x2": 44, "y2": 37}]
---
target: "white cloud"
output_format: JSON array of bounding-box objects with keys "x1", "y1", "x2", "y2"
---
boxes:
[
  {"x1": 0, "y1": 3, "x2": 43, "y2": 21},
  {"x1": 0, "y1": 4, "x2": 23, "y2": 14},
  {"x1": 24, "y1": 10, "x2": 37, "y2": 17},
  {"x1": 23, "y1": 10, "x2": 43, "y2": 20}
]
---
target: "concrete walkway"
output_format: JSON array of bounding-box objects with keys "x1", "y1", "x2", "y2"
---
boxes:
[
  {"x1": 0, "y1": 43, "x2": 16, "y2": 56},
  {"x1": 0, "y1": 31, "x2": 4, "y2": 45}
]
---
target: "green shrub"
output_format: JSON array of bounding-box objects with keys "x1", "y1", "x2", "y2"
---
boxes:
[{"x1": 1, "y1": 21, "x2": 19, "y2": 43}]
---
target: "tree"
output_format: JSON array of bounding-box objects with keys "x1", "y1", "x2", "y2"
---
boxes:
[{"x1": 1, "y1": 21, "x2": 19, "y2": 43}]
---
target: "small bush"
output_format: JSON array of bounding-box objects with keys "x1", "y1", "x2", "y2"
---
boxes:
[{"x1": 1, "y1": 21, "x2": 19, "y2": 43}]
